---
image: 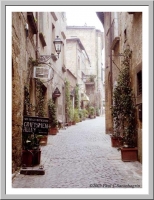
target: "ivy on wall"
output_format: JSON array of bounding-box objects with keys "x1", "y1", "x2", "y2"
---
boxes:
[
  {"x1": 35, "y1": 79, "x2": 46, "y2": 117},
  {"x1": 65, "y1": 79, "x2": 72, "y2": 122},
  {"x1": 74, "y1": 84, "x2": 79, "y2": 110},
  {"x1": 48, "y1": 98, "x2": 58, "y2": 128}
]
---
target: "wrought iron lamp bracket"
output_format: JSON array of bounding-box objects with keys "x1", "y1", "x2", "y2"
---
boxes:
[{"x1": 38, "y1": 55, "x2": 52, "y2": 63}]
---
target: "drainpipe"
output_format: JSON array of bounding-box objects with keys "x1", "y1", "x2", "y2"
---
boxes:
[
  {"x1": 36, "y1": 12, "x2": 38, "y2": 60},
  {"x1": 110, "y1": 12, "x2": 113, "y2": 106}
]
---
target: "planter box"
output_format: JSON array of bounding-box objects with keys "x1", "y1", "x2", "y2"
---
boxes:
[
  {"x1": 111, "y1": 136, "x2": 123, "y2": 147},
  {"x1": 22, "y1": 149, "x2": 41, "y2": 167},
  {"x1": 121, "y1": 147, "x2": 138, "y2": 162},
  {"x1": 49, "y1": 127, "x2": 58, "y2": 135}
]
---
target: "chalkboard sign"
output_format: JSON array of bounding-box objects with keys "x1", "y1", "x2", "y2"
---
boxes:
[{"x1": 22, "y1": 116, "x2": 49, "y2": 135}]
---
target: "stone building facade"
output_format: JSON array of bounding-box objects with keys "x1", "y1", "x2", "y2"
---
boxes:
[
  {"x1": 97, "y1": 12, "x2": 142, "y2": 162},
  {"x1": 66, "y1": 26, "x2": 104, "y2": 113},
  {"x1": 12, "y1": 12, "x2": 67, "y2": 173},
  {"x1": 65, "y1": 37, "x2": 91, "y2": 108}
]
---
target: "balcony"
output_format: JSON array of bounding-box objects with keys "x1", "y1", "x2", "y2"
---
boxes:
[{"x1": 84, "y1": 75, "x2": 96, "y2": 85}]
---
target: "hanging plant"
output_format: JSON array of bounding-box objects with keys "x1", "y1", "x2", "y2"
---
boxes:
[{"x1": 111, "y1": 47, "x2": 137, "y2": 147}]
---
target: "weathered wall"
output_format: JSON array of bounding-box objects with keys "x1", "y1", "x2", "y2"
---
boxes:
[
  {"x1": 66, "y1": 26, "x2": 104, "y2": 113},
  {"x1": 103, "y1": 12, "x2": 142, "y2": 162},
  {"x1": 12, "y1": 12, "x2": 28, "y2": 173},
  {"x1": 66, "y1": 40, "x2": 77, "y2": 77},
  {"x1": 12, "y1": 12, "x2": 67, "y2": 173},
  {"x1": 66, "y1": 27, "x2": 96, "y2": 73}
]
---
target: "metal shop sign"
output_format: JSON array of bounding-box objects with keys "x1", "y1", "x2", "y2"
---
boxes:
[{"x1": 22, "y1": 116, "x2": 49, "y2": 135}]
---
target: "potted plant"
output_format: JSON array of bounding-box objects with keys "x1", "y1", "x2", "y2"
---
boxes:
[
  {"x1": 72, "y1": 109, "x2": 80, "y2": 125},
  {"x1": 78, "y1": 109, "x2": 83, "y2": 122},
  {"x1": 89, "y1": 106, "x2": 95, "y2": 119},
  {"x1": 48, "y1": 98, "x2": 59, "y2": 135},
  {"x1": 65, "y1": 79, "x2": 72, "y2": 125},
  {"x1": 96, "y1": 107, "x2": 100, "y2": 116},
  {"x1": 111, "y1": 47, "x2": 138, "y2": 161},
  {"x1": 83, "y1": 109, "x2": 88, "y2": 119},
  {"x1": 22, "y1": 132, "x2": 43, "y2": 167}
]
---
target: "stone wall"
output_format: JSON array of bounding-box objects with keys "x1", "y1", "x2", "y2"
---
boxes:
[
  {"x1": 12, "y1": 13, "x2": 26, "y2": 173},
  {"x1": 103, "y1": 12, "x2": 142, "y2": 162},
  {"x1": 12, "y1": 12, "x2": 67, "y2": 173}
]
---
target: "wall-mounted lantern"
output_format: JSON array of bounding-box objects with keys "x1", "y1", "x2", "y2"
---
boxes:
[
  {"x1": 53, "y1": 36, "x2": 62, "y2": 58},
  {"x1": 38, "y1": 35, "x2": 62, "y2": 63}
]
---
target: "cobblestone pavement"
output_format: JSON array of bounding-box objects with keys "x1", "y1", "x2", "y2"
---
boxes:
[{"x1": 12, "y1": 115, "x2": 142, "y2": 188}]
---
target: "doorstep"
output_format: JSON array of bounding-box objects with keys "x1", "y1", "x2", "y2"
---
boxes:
[{"x1": 20, "y1": 166, "x2": 45, "y2": 175}]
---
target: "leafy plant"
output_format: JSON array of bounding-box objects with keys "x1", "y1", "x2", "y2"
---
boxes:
[
  {"x1": 89, "y1": 106, "x2": 95, "y2": 116},
  {"x1": 22, "y1": 133, "x2": 43, "y2": 150},
  {"x1": 78, "y1": 109, "x2": 83, "y2": 120},
  {"x1": 35, "y1": 79, "x2": 46, "y2": 117},
  {"x1": 82, "y1": 109, "x2": 88, "y2": 118},
  {"x1": 24, "y1": 85, "x2": 35, "y2": 115},
  {"x1": 48, "y1": 98, "x2": 58, "y2": 128},
  {"x1": 96, "y1": 107, "x2": 100, "y2": 116},
  {"x1": 74, "y1": 84, "x2": 79, "y2": 110},
  {"x1": 65, "y1": 79, "x2": 72, "y2": 122},
  {"x1": 89, "y1": 75, "x2": 95, "y2": 82},
  {"x1": 111, "y1": 47, "x2": 137, "y2": 147},
  {"x1": 73, "y1": 109, "x2": 80, "y2": 123}
]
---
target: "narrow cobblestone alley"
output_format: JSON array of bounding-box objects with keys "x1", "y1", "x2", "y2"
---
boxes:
[{"x1": 12, "y1": 115, "x2": 142, "y2": 188}]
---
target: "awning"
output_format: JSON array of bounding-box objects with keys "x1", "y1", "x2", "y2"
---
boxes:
[{"x1": 81, "y1": 93, "x2": 90, "y2": 101}]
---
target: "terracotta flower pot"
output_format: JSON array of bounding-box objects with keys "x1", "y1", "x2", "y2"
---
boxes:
[
  {"x1": 68, "y1": 122, "x2": 72, "y2": 126},
  {"x1": 49, "y1": 127, "x2": 59, "y2": 135},
  {"x1": 111, "y1": 136, "x2": 123, "y2": 147},
  {"x1": 72, "y1": 121, "x2": 76, "y2": 125},
  {"x1": 121, "y1": 147, "x2": 138, "y2": 162},
  {"x1": 22, "y1": 149, "x2": 41, "y2": 167}
]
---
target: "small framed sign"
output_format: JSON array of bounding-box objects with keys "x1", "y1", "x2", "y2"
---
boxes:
[{"x1": 22, "y1": 116, "x2": 49, "y2": 135}]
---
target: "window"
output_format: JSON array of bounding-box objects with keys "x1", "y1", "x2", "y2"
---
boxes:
[
  {"x1": 124, "y1": 29, "x2": 127, "y2": 43},
  {"x1": 137, "y1": 71, "x2": 142, "y2": 95},
  {"x1": 52, "y1": 24, "x2": 55, "y2": 54},
  {"x1": 78, "y1": 56, "x2": 80, "y2": 69}
]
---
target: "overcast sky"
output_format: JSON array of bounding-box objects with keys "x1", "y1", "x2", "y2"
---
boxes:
[{"x1": 65, "y1": 11, "x2": 104, "y2": 32}]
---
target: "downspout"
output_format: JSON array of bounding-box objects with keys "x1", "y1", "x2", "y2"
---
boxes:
[
  {"x1": 36, "y1": 12, "x2": 38, "y2": 59},
  {"x1": 110, "y1": 12, "x2": 113, "y2": 133},
  {"x1": 33, "y1": 12, "x2": 38, "y2": 117},
  {"x1": 110, "y1": 13, "x2": 113, "y2": 107}
]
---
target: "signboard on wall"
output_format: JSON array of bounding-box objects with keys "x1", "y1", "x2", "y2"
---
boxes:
[{"x1": 22, "y1": 116, "x2": 49, "y2": 135}]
